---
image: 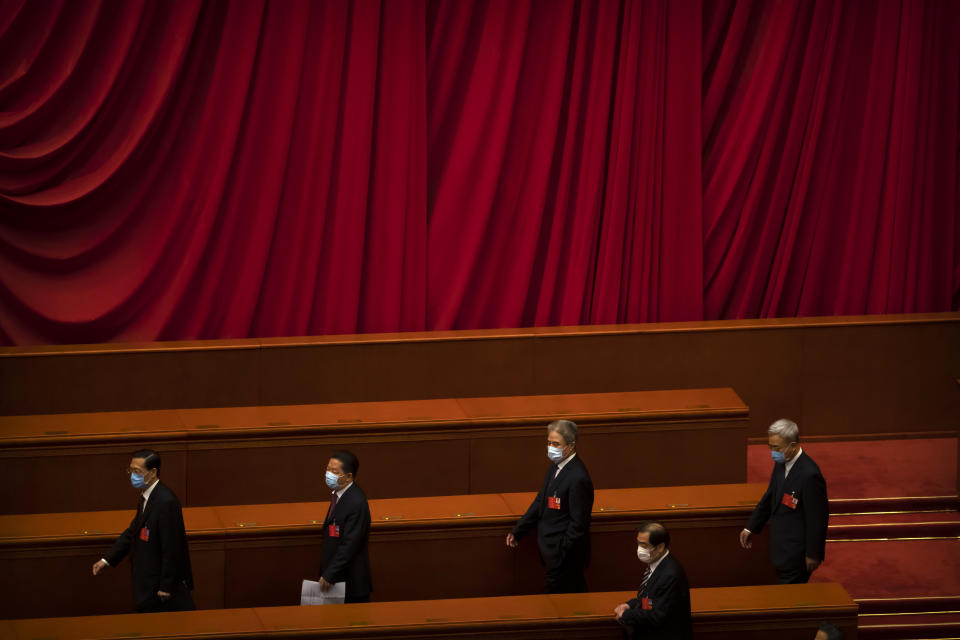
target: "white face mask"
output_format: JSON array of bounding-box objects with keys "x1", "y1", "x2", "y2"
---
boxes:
[
  {"x1": 325, "y1": 471, "x2": 340, "y2": 491},
  {"x1": 637, "y1": 545, "x2": 653, "y2": 563},
  {"x1": 547, "y1": 445, "x2": 565, "y2": 463}
]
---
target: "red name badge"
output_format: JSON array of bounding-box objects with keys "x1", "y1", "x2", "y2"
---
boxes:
[
  {"x1": 781, "y1": 493, "x2": 798, "y2": 509},
  {"x1": 641, "y1": 597, "x2": 653, "y2": 610},
  {"x1": 547, "y1": 496, "x2": 561, "y2": 510},
  {"x1": 328, "y1": 524, "x2": 340, "y2": 537},
  {"x1": 139, "y1": 527, "x2": 149, "y2": 541}
]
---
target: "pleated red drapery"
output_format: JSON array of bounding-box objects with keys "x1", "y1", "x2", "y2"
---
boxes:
[
  {"x1": 427, "y1": 0, "x2": 702, "y2": 329},
  {"x1": 0, "y1": 0, "x2": 957, "y2": 345},
  {"x1": 702, "y1": 0, "x2": 960, "y2": 318},
  {"x1": 0, "y1": 0, "x2": 426, "y2": 343}
]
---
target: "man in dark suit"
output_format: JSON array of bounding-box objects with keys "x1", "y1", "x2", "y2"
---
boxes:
[
  {"x1": 614, "y1": 521, "x2": 692, "y2": 639},
  {"x1": 506, "y1": 419, "x2": 594, "y2": 593},
  {"x1": 740, "y1": 419, "x2": 829, "y2": 583},
  {"x1": 92, "y1": 449, "x2": 194, "y2": 612},
  {"x1": 320, "y1": 449, "x2": 372, "y2": 603}
]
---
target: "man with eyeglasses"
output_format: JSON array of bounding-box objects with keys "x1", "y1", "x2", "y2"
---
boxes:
[
  {"x1": 506, "y1": 419, "x2": 594, "y2": 593},
  {"x1": 739, "y1": 419, "x2": 829, "y2": 583},
  {"x1": 92, "y1": 449, "x2": 194, "y2": 612}
]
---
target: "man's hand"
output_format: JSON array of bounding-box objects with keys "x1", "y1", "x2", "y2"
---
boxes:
[
  {"x1": 805, "y1": 556, "x2": 822, "y2": 572},
  {"x1": 92, "y1": 559, "x2": 108, "y2": 575},
  {"x1": 157, "y1": 590, "x2": 171, "y2": 601},
  {"x1": 614, "y1": 603, "x2": 629, "y2": 620},
  {"x1": 505, "y1": 532, "x2": 518, "y2": 548},
  {"x1": 319, "y1": 577, "x2": 333, "y2": 591},
  {"x1": 739, "y1": 528, "x2": 753, "y2": 549}
]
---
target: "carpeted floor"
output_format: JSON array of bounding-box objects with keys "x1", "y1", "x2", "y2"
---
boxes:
[
  {"x1": 812, "y1": 539, "x2": 960, "y2": 598},
  {"x1": 747, "y1": 438, "x2": 958, "y2": 499},
  {"x1": 829, "y1": 512, "x2": 960, "y2": 525},
  {"x1": 746, "y1": 435, "x2": 959, "y2": 636}
]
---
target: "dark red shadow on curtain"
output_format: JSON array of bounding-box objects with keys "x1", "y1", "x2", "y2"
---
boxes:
[
  {"x1": 0, "y1": 0, "x2": 426, "y2": 343},
  {"x1": 703, "y1": 0, "x2": 960, "y2": 318},
  {"x1": 0, "y1": 0, "x2": 957, "y2": 345},
  {"x1": 427, "y1": 0, "x2": 701, "y2": 329}
]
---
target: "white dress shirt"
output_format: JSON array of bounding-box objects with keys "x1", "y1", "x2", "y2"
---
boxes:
[
  {"x1": 141, "y1": 477, "x2": 160, "y2": 508},
  {"x1": 555, "y1": 452, "x2": 577, "y2": 477},
  {"x1": 648, "y1": 549, "x2": 670, "y2": 578},
  {"x1": 334, "y1": 481, "x2": 354, "y2": 500},
  {"x1": 784, "y1": 448, "x2": 804, "y2": 478}
]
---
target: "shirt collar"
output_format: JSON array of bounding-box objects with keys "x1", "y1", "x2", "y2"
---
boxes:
[
  {"x1": 784, "y1": 448, "x2": 803, "y2": 476},
  {"x1": 335, "y1": 482, "x2": 354, "y2": 499},
  {"x1": 556, "y1": 452, "x2": 577, "y2": 473},
  {"x1": 141, "y1": 478, "x2": 160, "y2": 502},
  {"x1": 649, "y1": 549, "x2": 670, "y2": 576}
]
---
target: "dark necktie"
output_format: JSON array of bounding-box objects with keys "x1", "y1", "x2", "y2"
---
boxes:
[
  {"x1": 639, "y1": 566, "x2": 652, "y2": 597},
  {"x1": 325, "y1": 491, "x2": 338, "y2": 522},
  {"x1": 137, "y1": 496, "x2": 146, "y2": 524}
]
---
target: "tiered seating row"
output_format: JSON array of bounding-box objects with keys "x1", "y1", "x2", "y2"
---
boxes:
[
  {"x1": 0, "y1": 484, "x2": 769, "y2": 618},
  {"x1": 3, "y1": 314, "x2": 956, "y2": 446},
  {"x1": 0, "y1": 388, "x2": 748, "y2": 513},
  {"x1": 0, "y1": 584, "x2": 859, "y2": 639}
]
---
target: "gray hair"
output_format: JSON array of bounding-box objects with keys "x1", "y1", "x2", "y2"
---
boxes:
[
  {"x1": 547, "y1": 419, "x2": 578, "y2": 445},
  {"x1": 768, "y1": 419, "x2": 799, "y2": 443}
]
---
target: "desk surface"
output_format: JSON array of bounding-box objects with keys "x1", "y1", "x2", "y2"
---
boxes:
[
  {"x1": 0, "y1": 388, "x2": 747, "y2": 445},
  {"x1": 5, "y1": 583, "x2": 858, "y2": 639},
  {"x1": 0, "y1": 483, "x2": 765, "y2": 545}
]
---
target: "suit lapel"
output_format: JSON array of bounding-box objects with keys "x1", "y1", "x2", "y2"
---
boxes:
[
  {"x1": 139, "y1": 482, "x2": 161, "y2": 526},
  {"x1": 782, "y1": 454, "x2": 806, "y2": 495},
  {"x1": 774, "y1": 463, "x2": 786, "y2": 504},
  {"x1": 550, "y1": 456, "x2": 577, "y2": 490},
  {"x1": 544, "y1": 464, "x2": 560, "y2": 494},
  {"x1": 647, "y1": 555, "x2": 670, "y2": 595},
  {"x1": 330, "y1": 485, "x2": 352, "y2": 523}
]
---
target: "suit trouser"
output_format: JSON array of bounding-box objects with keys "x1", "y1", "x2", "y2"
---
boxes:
[
  {"x1": 544, "y1": 556, "x2": 588, "y2": 594},
  {"x1": 345, "y1": 593, "x2": 371, "y2": 603},
  {"x1": 136, "y1": 583, "x2": 196, "y2": 613},
  {"x1": 775, "y1": 556, "x2": 811, "y2": 584}
]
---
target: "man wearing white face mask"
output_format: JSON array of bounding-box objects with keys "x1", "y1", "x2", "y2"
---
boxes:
[
  {"x1": 506, "y1": 420, "x2": 594, "y2": 593},
  {"x1": 740, "y1": 419, "x2": 829, "y2": 583},
  {"x1": 614, "y1": 521, "x2": 692, "y2": 639},
  {"x1": 92, "y1": 449, "x2": 194, "y2": 612},
  {"x1": 320, "y1": 450, "x2": 372, "y2": 602}
]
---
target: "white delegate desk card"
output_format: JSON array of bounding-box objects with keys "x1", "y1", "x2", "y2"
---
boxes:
[{"x1": 301, "y1": 579, "x2": 346, "y2": 605}]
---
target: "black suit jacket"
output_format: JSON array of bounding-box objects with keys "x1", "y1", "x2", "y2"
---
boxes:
[
  {"x1": 511, "y1": 455, "x2": 594, "y2": 569},
  {"x1": 104, "y1": 482, "x2": 193, "y2": 607},
  {"x1": 746, "y1": 451, "x2": 829, "y2": 567},
  {"x1": 321, "y1": 483, "x2": 372, "y2": 598},
  {"x1": 620, "y1": 553, "x2": 693, "y2": 640}
]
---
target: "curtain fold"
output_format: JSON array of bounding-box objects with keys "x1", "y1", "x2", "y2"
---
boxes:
[
  {"x1": 0, "y1": 0, "x2": 426, "y2": 343},
  {"x1": 0, "y1": 0, "x2": 956, "y2": 345},
  {"x1": 427, "y1": 0, "x2": 702, "y2": 329},
  {"x1": 702, "y1": 0, "x2": 959, "y2": 318}
]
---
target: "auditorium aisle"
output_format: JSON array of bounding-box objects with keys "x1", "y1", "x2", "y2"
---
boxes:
[{"x1": 748, "y1": 437, "x2": 960, "y2": 640}]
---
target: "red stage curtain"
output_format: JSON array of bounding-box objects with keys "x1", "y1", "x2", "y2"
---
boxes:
[
  {"x1": 0, "y1": 0, "x2": 957, "y2": 345},
  {"x1": 427, "y1": 0, "x2": 701, "y2": 329},
  {"x1": 0, "y1": 0, "x2": 426, "y2": 343},
  {"x1": 702, "y1": 0, "x2": 960, "y2": 318}
]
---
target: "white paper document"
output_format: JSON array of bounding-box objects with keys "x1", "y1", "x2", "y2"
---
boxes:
[{"x1": 301, "y1": 579, "x2": 346, "y2": 605}]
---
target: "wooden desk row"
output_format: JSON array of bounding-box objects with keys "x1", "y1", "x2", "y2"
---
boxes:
[
  {"x1": 3, "y1": 313, "x2": 957, "y2": 446},
  {"x1": 0, "y1": 584, "x2": 860, "y2": 639},
  {"x1": 0, "y1": 388, "x2": 748, "y2": 514},
  {"x1": 0, "y1": 484, "x2": 770, "y2": 619}
]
